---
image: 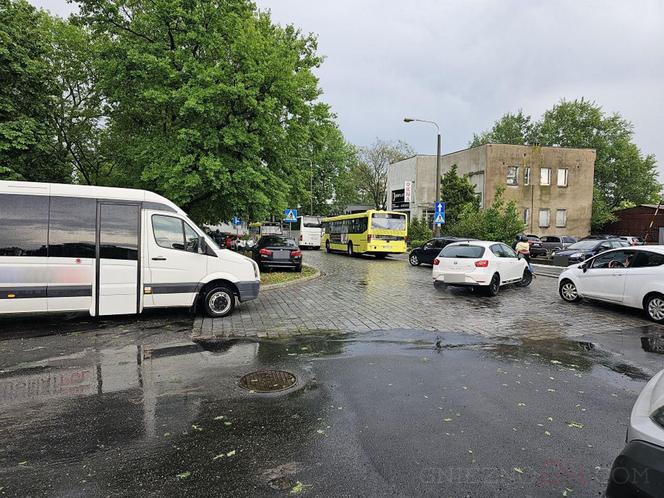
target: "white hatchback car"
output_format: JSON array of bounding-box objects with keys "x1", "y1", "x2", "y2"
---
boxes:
[
  {"x1": 432, "y1": 241, "x2": 531, "y2": 296},
  {"x1": 558, "y1": 246, "x2": 664, "y2": 323}
]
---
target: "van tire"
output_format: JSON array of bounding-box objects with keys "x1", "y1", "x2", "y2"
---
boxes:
[{"x1": 203, "y1": 284, "x2": 235, "y2": 318}]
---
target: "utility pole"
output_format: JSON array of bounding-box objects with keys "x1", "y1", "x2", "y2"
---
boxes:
[{"x1": 404, "y1": 118, "x2": 442, "y2": 236}]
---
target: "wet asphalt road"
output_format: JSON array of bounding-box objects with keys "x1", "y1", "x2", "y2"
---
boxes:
[{"x1": 0, "y1": 328, "x2": 655, "y2": 497}]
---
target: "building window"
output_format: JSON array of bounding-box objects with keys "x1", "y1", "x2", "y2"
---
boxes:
[
  {"x1": 524, "y1": 167, "x2": 530, "y2": 186},
  {"x1": 540, "y1": 168, "x2": 551, "y2": 186},
  {"x1": 557, "y1": 168, "x2": 568, "y2": 187},
  {"x1": 506, "y1": 166, "x2": 519, "y2": 186},
  {"x1": 523, "y1": 208, "x2": 530, "y2": 225},
  {"x1": 556, "y1": 209, "x2": 567, "y2": 228},
  {"x1": 539, "y1": 208, "x2": 550, "y2": 228}
]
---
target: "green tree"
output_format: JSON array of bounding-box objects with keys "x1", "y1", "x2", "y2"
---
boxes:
[
  {"x1": 0, "y1": 0, "x2": 69, "y2": 182},
  {"x1": 471, "y1": 99, "x2": 661, "y2": 230},
  {"x1": 469, "y1": 110, "x2": 535, "y2": 147},
  {"x1": 448, "y1": 186, "x2": 524, "y2": 244},
  {"x1": 354, "y1": 138, "x2": 414, "y2": 209},
  {"x1": 45, "y1": 17, "x2": 109, "y2": 185},
  {"x1": 440, "y1": 164, "x2": 480, "y2": 233},
  {"x1": 407, "y1": 215, "x2": 432, "y2": 247},
  {"x1": 77, "y1": 0, "x2": 348, "y2": 224}
]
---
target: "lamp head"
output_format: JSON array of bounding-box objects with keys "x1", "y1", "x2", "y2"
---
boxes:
[{"x1": 403, "y1": 118, "x2": 414, "y2": 123}]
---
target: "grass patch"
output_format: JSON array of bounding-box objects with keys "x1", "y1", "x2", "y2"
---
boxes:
[{"x1": 260, "y1": 265, "x2": 317, "y2": 286}]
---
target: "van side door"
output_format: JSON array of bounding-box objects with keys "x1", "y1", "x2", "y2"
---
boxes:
[{"x1": 146, "y1": 213, "x2": 209, "y2": 308}]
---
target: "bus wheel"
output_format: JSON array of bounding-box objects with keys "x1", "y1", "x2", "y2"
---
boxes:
[
  {"x1": 347, "y1": 242, "x2": 354, "y2": 256},
  {"x1": 325, "y1": 241, "x2": 331, "y2": 253},
  {"x1": 203, "y1": 284, "x2": 236, "y2": 318}
]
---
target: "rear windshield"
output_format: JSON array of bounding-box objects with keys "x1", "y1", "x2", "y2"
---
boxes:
[
  {"x1": 260, "y1": 237, "x2": 297, "y2": 248},
  {"x1": 371, "y1": 213, "x2": 406, "y2": 231},
  {"x1": 568, "y1": 240, "x2": 600, "y2": 250},
  {"x1": 438, "y1": 244, "x2": 485, "y2": 259}
]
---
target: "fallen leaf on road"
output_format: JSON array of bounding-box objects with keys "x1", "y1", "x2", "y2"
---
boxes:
[
  {"x1": 443, "y1": 418, "x2": 453, "y2": 422},
  {"x1": 226, "y1": 450, "x2": 236, "y2": 457},
  {"x1": 518, "y1": 403, "x2": 526, "y2": 407},
  {"x1": 18, "y1": 461, "x2": 27, "y2": 466},
  {"x1": 214, "y1": 416, "x2": 225, "y2": 420},
  {"x1": 224, "y1": 422, "x2": 232, "y2": 426},
  {"x1": 290, "y1": 481, "x2": 313, "y2": 495},
  {"x1": 176, "y1": 471, "x2": 191, "y2": 480},
  {"x1": 550, "y1": 360, "x2": 562, "y2": 365},
  {"x1": 545, "y1": 431, "x2": 551, "y2": 436},
  {"x1": 566, "y1": 421, "x2": 584, "y2": 429},
  {"x1": 513, "y1": 467, "x2": 524, "y2": 474}
]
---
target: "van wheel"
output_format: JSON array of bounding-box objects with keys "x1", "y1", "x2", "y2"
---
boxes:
[
  {"x1": 347, "y1": 242, "x2": 354, "y2": 256},
  {"x1": 645, "y1": 294, "x2": 664, "y2": 323},
  {"x1": 203, "y1": 285, "x2": 235, "y2": 318},
  {"x1": 325, "y1": 241, "x2": 331, "y2": 253},
  {"x1": 484, "y1": 274, "x2": 500, "y2": 296}
]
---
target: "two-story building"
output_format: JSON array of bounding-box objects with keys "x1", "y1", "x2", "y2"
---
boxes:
[{"x1": 387, "y1": 143, "x2": 596, "y2": 237}]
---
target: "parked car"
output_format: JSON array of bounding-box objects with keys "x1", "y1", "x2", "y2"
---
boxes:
[
  {"x1": 252, "y1": 236, "x2": 302, "y2": 272},
  {"x1": 620, "y1": 235, "x2": 646, "y2": 246},
  {"x1": 540, "y1": 235, "x2": 577, "y2": 255},
  {"x1": 581, "y1": 234, "x2": 619, "y2": 240},
  {"x1": 605, "y1": 368, "x2": 664, "y2": 497},
  {"x1": 558, "y1": 246, "x2": 664, "y2": 323},
  {"x1": 512, "y1": 235, "x2": 547, "y2": 257},
  {"x1": 552, "y1": 238, "x2": 629, "y2": 266},
  {"x1": 409, "y1": 237, "x2": 473, "y2": 266},
  {"x1": 432, "y1": 241, "x2": 531, "y2": 296}
]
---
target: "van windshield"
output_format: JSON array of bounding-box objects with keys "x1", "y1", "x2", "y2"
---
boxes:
[{"x1": 439, "y1": 245, "x2": 485, "y2": 259}]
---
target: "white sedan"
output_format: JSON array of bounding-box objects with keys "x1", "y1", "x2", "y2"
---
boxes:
[
  {"x1": 432, "y1": 240, "x2": 531, "y2": 296},
  {"x1": 605, "y1": 368, "x2": 664, "y2": 496},
  {"x1": 558, "y1": 245, "x2": 664, "y2": 323}
]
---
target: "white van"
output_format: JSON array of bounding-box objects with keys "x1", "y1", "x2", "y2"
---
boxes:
[
  {"x1": 293, "y1": 216, "x2": 322, "y2": 249},
  {"x1": 0, "y1": 181, "x2": 260, "y2": 318}
]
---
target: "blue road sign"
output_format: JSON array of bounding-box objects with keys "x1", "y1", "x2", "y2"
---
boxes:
[
  {"x1": 434, "y1": 201, "x2": 446, "y2": 225},
  {"x1": 231, "y1": 216, "x2": 241, "y2": 226},
  {"x1": 283, "y1": 209, "x2": 298, "y2": 223}
]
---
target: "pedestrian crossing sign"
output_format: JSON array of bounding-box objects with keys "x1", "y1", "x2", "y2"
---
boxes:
[
  {"x1": 434, "y1": 202, "x2": 445, "y2": 225},
  {"x1": 283, "y1": 209, "x2": 298, "y2": 223}
]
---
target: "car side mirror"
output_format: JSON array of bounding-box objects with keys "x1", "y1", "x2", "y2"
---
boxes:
[
  {"x1": 517, "y1": 253, "x2": 523, "y2": 260},
  {"x1": 579, "y1": 264, "x2": 588, "y2": 273}
]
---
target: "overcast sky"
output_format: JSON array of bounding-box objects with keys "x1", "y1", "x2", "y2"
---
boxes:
[{"x1": 33, "y1": 0, "x2": 664, "y2": 175}]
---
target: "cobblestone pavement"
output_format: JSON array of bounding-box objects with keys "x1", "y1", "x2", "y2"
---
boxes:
[{"x1": 193, "y1": 250, "x2": 656, "y2": 341}]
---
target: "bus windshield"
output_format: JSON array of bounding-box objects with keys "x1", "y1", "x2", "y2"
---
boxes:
[{"x1": 371, "y1": 213, "x2": 406, "y2": 231}]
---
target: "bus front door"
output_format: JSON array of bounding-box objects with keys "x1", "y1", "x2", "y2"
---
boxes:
[{"x1": 96, "y1": 203, "x2": 141, "y2": 316}]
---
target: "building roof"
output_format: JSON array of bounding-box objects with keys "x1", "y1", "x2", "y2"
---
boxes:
[{"x1": 390, "y1": 143, "x2": 597, "y2": 166}]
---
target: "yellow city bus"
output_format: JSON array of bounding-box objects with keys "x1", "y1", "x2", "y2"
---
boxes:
[{"x1": 321, "y1": 210, "x2": 408, "y2": 258}]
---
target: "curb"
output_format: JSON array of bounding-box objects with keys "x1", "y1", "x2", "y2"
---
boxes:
[
  {"x1": 532, "y1": 263, "x2": 564, "y2": 278},
  {"x1": 261, "y1": 264, "x2": 322, "y2": 291}
]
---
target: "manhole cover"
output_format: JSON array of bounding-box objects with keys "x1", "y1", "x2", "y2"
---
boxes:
[{"x1": 239, "y1": 370, "x2": 297, "y2": 392}]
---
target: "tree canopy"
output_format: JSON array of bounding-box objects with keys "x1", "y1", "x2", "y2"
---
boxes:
[
  {"x1": 353, "y1": 138, "x2": 414, "y2": 210},
  {"x1": 440, "y1": 164, "x2": 480, "y2": 233},
  {"x1": 470, "y1": 99, "x2": 661, "y2": 230}
]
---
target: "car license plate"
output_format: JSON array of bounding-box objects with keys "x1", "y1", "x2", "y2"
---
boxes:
[
  {"x1": 444, "y1": 273, "x2": 465, "y2": 283},
  {"x1": 274, "y1": 250, "x2": 289, "y2": 260}
]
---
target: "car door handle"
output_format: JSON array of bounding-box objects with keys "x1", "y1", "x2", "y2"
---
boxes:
[{"x1": 151, "y1": 257, "x2": 167, "y2": 261}]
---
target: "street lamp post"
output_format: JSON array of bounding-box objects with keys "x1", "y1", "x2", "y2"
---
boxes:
[{"x1": 404, "y1": 117, "x2": 442, "y2": 236}]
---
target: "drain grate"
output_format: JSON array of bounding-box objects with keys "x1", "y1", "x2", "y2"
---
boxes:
[{"x1": 239, "y1": 370, "x2": 297, "y2": 392}]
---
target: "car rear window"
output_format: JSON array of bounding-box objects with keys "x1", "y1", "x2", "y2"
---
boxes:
[
  {"x1": 261, "y1": 237, "x2": 297, "y2": 248},
  {"x1": 438, "y1": 245, "x2": 485, "y2": 259},
  {"x1": 632, "y1": 251, "x2": 664, "y2": 268}
]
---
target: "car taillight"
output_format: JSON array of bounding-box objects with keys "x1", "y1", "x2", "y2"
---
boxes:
[
  {"x1": 259, "y1": 248, "x2": 272, "y2": 256},
  {"x1": 474, "y1": 259, "x2": 489, "y2": 267},
  {"x1": 291, "y1": 250, "x2": 302, "y2": 257},
  {"x1": 433, "y1": 258, "x2": 440, "y2": 266}
]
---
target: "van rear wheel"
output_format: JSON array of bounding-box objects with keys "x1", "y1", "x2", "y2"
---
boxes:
[{"x1": 203, "y1": 284, "x2": 235, "y2": 318}]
